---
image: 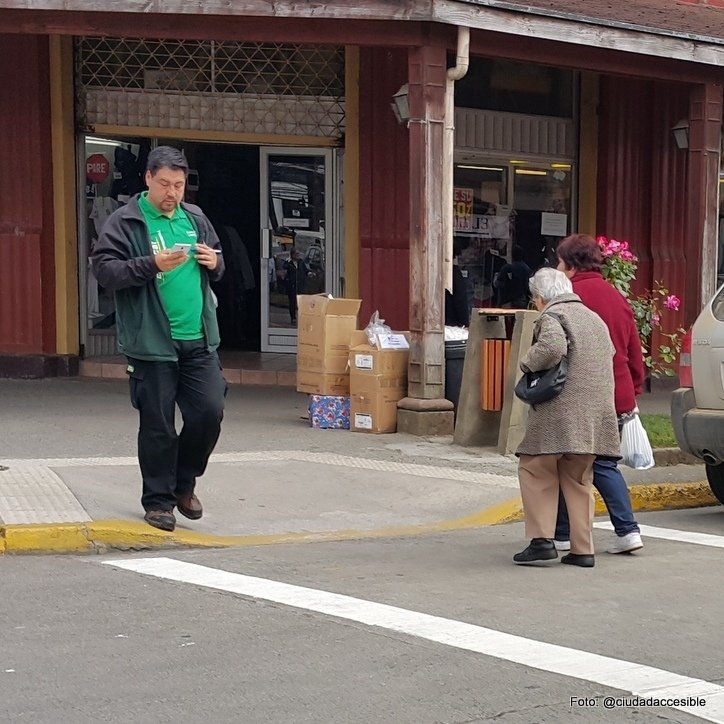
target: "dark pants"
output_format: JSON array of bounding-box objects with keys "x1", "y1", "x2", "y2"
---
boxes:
[
  {"x1": 555, "y1": 456, "x2": 640, "y2": 539},
  {"x1": 288, "y1": 292, "x2": 298, "y2": 323},
  {"x1": 127, "y1": 339, "x2": 227, "y2": 512}
]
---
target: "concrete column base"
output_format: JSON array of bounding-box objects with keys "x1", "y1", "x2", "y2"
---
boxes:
[{"x1": 396, "y1": 397, "x2": 455, "y2": 436}]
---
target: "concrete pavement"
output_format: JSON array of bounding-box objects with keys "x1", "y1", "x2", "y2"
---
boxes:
[{"x1": 0, "y1": 378, "x2": 716, "y2": 554}]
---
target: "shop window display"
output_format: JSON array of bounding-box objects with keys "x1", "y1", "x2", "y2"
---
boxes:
[
  {"x1": 452, "y1": 160, "x2": 573, "y2": 316},
  {"x1": 83, "y1": 136, "x2": 150, "y2": 332}
]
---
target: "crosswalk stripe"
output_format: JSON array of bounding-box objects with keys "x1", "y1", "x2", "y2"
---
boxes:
[
  {"x1": 104, "y1": 557, "x2": 724, "y2": 723},
  {"x1": 595, "y1": 522, "x2": 724, "y2": 548}
]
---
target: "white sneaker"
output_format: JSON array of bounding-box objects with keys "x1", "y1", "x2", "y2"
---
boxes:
[
  {"x1": 606, "y1": 531, "x2": 643, "y2": 554},
  {"x1": 554, "y1": 540, "x2": 571, "y2": 551}
]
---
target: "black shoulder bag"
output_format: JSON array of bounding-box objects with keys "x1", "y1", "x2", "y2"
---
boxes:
[{"x1": 513, "y1": 312, "x2": 568, "y2": 405}]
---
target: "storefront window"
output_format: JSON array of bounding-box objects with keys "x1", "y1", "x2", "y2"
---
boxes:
[
  {"x1": 83, "y1": 136, "x2": 150, "y2": 335},
  {"x1": 453, "y1": 163, "x2": 511, "y2": 310},
  {"x1": 453, "y1": 159, "x2": 573, "y2": 312}
]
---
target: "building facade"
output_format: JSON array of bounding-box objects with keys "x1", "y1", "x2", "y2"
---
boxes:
[{"x1": 0, "y1": 1, "x2": 722, "y2": 421}]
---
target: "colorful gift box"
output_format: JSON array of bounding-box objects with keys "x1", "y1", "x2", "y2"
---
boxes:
[{"x1": 308, "y1": 394, "x2": 351, "y2": 429}]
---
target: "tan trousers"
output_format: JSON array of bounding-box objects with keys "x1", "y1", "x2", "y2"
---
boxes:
[{"x1": 518, "y1": 454, "x2": 595, "y2": 555}]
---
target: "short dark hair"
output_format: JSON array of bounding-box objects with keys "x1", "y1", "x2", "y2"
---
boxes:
[
  {"x1": 511, "y1": 245, "x2": 524, "y2": 262},
  {"x1": 556, "y1": 234, "x2": 602, "y2": 272},
  {"x1": 146, "y1": 146, "x2": 188, "y2": 176}
]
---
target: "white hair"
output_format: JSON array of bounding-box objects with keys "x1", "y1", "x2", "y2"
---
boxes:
[{"x1": 529, "y1": 267, "x2": 572, "y2": 302}]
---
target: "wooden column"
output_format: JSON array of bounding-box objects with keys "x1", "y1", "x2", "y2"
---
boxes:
[
  {"x1": 396, "y1": 43, "x2": 454, "y2": 435},
  {"x1": 405, "y1": 43, "x2": 447, "y2": 400},
  {"x1": 687, "y1": 82, "x2": 723, "y2": 317}
]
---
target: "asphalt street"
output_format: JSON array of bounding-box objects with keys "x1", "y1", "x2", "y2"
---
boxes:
[{"x1": 2, "y1": 505, "x2": 723, "y2": 724}]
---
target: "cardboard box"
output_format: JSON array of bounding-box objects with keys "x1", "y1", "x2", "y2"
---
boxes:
[
  {"x1": 349, "y1": 331, "x2": 410, "y2": 433},
  {"x1": 297, "y1": 370, "x2": 351, "y2": 397},
  {"x1": 297, "y1": 295, "x2": 361, "y2": 374},
  {"x1": 350, "y1": 376, "x2": 407, "y2": 433},
  {"x1": 308, "y1": 395, "x2": 350, "y2": 429},
  {"x1": 348, "y1": 331, "x2": 410, "y2": 378}
]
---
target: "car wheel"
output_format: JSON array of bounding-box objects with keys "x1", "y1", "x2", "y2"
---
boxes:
[{"x1": 705, "y1": 464, "x2": 724, "y2": 505}]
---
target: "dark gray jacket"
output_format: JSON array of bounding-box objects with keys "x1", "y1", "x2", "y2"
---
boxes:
[{"x1": 90, "y1": 195, "x2": 224, "y2": 361}]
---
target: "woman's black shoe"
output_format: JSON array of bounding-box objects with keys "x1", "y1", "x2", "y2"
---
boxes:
[
  {"x1": 561, "y1": 553, "x2": 595, "y2": 568},
  {"x1": 513, "y1": 538, "x2": 557, "y2": 564}
]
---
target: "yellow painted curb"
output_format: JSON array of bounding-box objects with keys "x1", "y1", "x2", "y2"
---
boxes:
[
  {"x1": 3, "y1": 523, "x2": 94, "y2": 554},
  {"x1": 0, "y1": 482, "x2": 718, "y2": 554},
  {"x1": 451, "y1": 481, "x2": 718, "y2": 526}
]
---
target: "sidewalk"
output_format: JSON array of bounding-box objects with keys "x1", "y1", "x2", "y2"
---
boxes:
[{"x1": 0, "y1": 378, "x2": 714, "y2": 554}]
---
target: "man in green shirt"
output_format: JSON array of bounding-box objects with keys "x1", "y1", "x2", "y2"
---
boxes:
[{"x1": 92, "y1": 146, "x2": 227, "y2": 532}]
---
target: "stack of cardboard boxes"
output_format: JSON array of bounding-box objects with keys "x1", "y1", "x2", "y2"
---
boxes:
[
  {"x1": 348, "y1": 331, "x2": 410, "y2": 434},
  {"x1": 296, "y1": 295, "x2": 361, "y2": 429},
  {"x1": 296, "y1": 294, "x2": 410, "y2": 433}
]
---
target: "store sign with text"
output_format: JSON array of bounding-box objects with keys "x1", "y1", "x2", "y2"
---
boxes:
[
  {"x1": 86, "y1": 153, "x2": 110, "y2": 184},
  {"x1": 453, "y1": 187, "x2": 473, "y2": 232}
]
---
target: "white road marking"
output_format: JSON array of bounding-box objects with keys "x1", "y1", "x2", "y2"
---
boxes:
[
  {"x1": 595, "y1": 522, "x2": 724, "y2": 549},
  {"x1": 104, "y1": 557, "x2": 724, "y2": 723}
]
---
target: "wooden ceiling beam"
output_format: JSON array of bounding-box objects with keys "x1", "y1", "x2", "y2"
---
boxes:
[{"x1": 0, "y1": 9, "x2": 432, "y2": 47}]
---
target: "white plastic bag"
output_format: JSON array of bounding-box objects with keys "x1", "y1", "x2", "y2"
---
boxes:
[
  {"x1": 364, "y1": 311, "x2": 392, "y2": 347},
  {"x1": 619, "y1": 414, "x2": 654, "y2": 470}
]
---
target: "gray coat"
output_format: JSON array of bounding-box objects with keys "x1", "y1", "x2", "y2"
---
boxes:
[{"x1": 516, "y1": 293, "x2": 621, "y2": 457}]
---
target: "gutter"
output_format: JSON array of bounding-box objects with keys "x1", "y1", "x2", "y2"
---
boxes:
[{"x1": 461, "y1": 0, "x2": 724, "y2": 47}]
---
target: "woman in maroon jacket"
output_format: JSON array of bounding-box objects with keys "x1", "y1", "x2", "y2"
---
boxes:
[{"x1": 554, "y1": 234, "x2": 644, "y2": 554}]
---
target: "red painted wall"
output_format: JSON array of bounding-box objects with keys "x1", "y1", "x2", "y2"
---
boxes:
[
  {"x1": 597, "y1": 75, "x2": 690, "y2": 345},
  {"x1": 358, "y1": 47, "x2": 410, "y2": 331},
  {"x1": 0, "y1": 34, "x2": 55, "y2": 355}
]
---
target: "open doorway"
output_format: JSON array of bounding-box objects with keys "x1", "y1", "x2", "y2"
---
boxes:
[{"x1": 164, "y1": 141, "x2": 261, "y2": 351}]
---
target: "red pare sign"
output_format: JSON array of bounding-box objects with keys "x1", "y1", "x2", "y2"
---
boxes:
[{"x1": 86, "y1": 153, "x2": 110, "y2": 184}]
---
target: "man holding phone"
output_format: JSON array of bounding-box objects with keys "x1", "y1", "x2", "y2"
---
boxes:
[{"x1": 91, "y1": 146, "x2": 227, "y2": 532}]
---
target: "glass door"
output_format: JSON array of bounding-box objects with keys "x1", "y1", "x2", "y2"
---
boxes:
[{"x1": 260, "y1": 148, "x2": 334, "y2": 352}]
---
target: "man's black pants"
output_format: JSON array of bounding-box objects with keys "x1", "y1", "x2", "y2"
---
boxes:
[{"x1": 127, "y1": 339, "x2": 227, "y2": 512}]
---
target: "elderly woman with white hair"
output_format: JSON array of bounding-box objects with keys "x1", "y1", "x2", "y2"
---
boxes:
[{"x1": 514, "y1": 267, "x2": 620, "y2": 568}]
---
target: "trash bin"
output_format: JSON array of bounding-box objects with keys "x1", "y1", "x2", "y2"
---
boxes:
[{"x1": 444, "y1": 339, "x2": 467, "y2": 415}]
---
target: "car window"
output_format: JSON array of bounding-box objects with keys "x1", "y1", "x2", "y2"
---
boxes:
[{"x1": 712, "y1": 286, "x2": 724, "y2": 321}]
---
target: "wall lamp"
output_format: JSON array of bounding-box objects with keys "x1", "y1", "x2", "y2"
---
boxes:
[
  {"x1": 672, "y1": 119, "x2": 689, "y2": 150},
  {"x1": 391, "y1": 83, "x2": 410, "y2": 124}
]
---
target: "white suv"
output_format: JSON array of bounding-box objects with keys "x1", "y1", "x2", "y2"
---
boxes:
[{"x1": 672, "y1": 285, "x2": 724, "y2": 504}]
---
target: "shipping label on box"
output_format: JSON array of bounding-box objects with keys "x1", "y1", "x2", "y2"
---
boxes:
[
  {"x1": 376, "y1": 333, "x2": 410, "y2": 350},
  {"x1": 353, "y1": 353, "x2": 374, "y2": 370},
  {"x1": 353, "y1": 413, "x2": 373, "y2": 430}
]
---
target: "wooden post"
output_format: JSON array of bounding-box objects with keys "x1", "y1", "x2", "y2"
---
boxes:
[
  {"x1": 686, "y1": 82, "x2": 723, "y2": 316},
  {"x1": 397, "y1": 43, "x2": 455, "y2": 436},
  {"x1": 404, "y1": 43, "x2": 447, "y2": 400}
]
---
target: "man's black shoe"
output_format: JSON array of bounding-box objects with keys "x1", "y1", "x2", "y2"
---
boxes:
[
  {"x1": 144, "y1": 510, "x2": 176, "y2": 532},
  {"x1": 513, "y1": 538, "x2": 557, "y2": 564},
  {"x1": 561, "y1": 553, "x2": 595, "y2": 568}
]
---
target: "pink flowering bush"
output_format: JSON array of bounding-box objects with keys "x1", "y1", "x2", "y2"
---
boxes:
[{"x1": 598, "y1": 236, "x2": 684, "y2": 378}]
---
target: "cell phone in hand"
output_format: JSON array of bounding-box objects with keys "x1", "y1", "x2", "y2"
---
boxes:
[{"x1": 170, "y1": 243, "x2": 192, "y2": 255}]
